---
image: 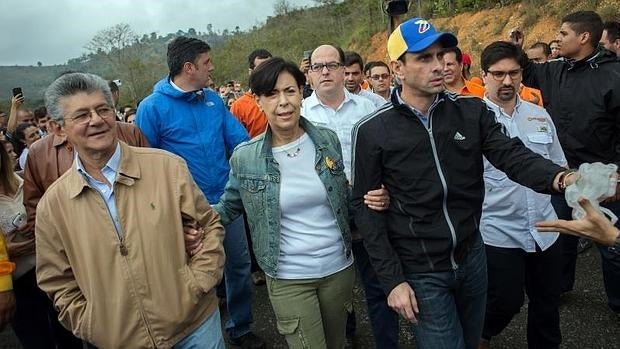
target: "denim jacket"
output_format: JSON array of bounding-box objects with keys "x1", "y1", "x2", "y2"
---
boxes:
[{"x1": 214, "y1": 117, "x2": 352, "y2": 277}]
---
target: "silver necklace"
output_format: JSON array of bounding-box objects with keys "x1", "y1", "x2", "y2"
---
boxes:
[{"x1": 285, "y1": 131, "x2": 304, "y2": 158}]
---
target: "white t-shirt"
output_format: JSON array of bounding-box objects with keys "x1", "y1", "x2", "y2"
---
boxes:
[{"x1": 271, "y1": 133, "x2": 352, "y2": 279}]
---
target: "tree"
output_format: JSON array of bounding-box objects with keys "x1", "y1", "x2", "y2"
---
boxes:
[
  {"x1": 274, "y1": 0, "x2": 293, "y2": 15},
  {"x1": 37, "y1": 61, "x2": 42, "y2": 67},
  {"x1": 84, "y1": 23, "x2": 161, "y2": 104}
]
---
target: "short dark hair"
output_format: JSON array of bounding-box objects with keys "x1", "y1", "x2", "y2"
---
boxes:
[
  {"x1": 562, "y1": 11, "x2": 604, "y2": 47},
  {"x1": 309, "y1": 45, "x2": 345, "y2": 65},
  {"x1": 248, "y1": 49, "x2": 273, "y2": 69},
  {"x1": 249, "y1": 57, "x2": 306, "y2": 97},
  {"x1": 443, "y1": 46, "x2": 463, "y2": 63},
  {"x1": 33, "y1": 106, "x2": 48, "y2": 120},
  {"x1": 365, "y1": 61, "x2": 390, "y2": 75},
  {"x1": 481, "y1": 41, "x2": 528, "y2": 72},
  {"x1": 529, "y1": 42, "x2": 551, "y2": 56},
  {"x1": 604, "y1": 21, "x2": 620, "y2": 42},
  {"x1": 167, "y1": 36, "x2": 211, "y2": 77},
  {"x1": 549, "y1": 39, "x2": 560, "y2": 46},
  {"x1": 344, "y1": 51, "x2": 364, "y2": 70}
]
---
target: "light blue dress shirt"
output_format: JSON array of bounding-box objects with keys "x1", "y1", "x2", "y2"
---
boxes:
[
  {"x1": 76, "y1": 142, "x2": 123, "y2": 238},
  {"x1": 480, "y1": 96, "x2": 567, "y2": 251}
]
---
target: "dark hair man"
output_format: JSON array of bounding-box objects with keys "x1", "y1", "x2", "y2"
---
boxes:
[
  {"x1": 367, "y1": 61, "x2": 393, "y2": 101},
  {"x1": 442, "y1": 46, "x2": 485, "y2": 97},
  {"x1": 33, "y1": 106, "x2": 50, "y2": 136},
  {"x1": 230, "y1": 49, "x2": 272, "y2": 138},
  {"x1": 517, "y1": 10, "x2": 620, "y2": 314},
  {"x1": 344, "y1": 51, "x2": 387, "y2": 108},
  {"x1": 527, "y1": 42, "x2": 552, "y2": 63},
  {"x1": 478, "y1": 41, "x2": 566, "y2": 349},
  {"x1": 549, "y1": 39, "x2": 561, "y2": 58},
  {"x1": 353, "y1": 17, "x2": 571, "y2": 349},
  {"x1": 601, "y1": 21, "x2": 620, "y2": 56},
  {"x1": 36, "y1": 72, "x2": 225, "y2": 348},
  {"x1": 136, "y1": 37, "x2": 265, "y2": 349}
]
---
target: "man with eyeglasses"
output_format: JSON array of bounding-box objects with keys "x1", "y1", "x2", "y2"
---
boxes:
[
  {"x1": 352, "y1": 18, "x2": 573, "y2": 349},
  {"x1": 344, "y1": 52, "x2": 388, "y2": 109},
  {"x1": 16, "y1": 78, "x2": 148, "y2": 348},
  {"x1": 477, "y1": 41, "x2": 566, "y2": 349},
  {"x1": 366, "y1": 61, "x2": 393, "y2": 102},
  {"x1": 302, "y1": 44, "x2": 399, "y2": 348},
  {"x1": 35, "y1": 72, "x2": 226, "y2": 348}
]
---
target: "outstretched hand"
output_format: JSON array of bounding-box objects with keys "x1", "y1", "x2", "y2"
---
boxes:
[{"x1": 536, "y1": 197, "x2": 620, "y2": 246}]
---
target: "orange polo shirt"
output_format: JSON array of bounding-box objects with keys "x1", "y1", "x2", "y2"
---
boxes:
[
  {"x1": 230, "y1": 92, "x2": 268, "y2": 138},
  {"x1": 458, "y1": 79, "x2": 486, "y2": 98},
  {"x1": 519, "y1": 85, "x2": 544, "y2": 107}
]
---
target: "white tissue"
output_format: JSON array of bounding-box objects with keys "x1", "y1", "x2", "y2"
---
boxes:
[{"x1": 565, "y1": 162, "x2": 618, "y2": 224}]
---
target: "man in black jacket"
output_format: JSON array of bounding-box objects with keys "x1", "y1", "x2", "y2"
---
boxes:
[
  {"x1": 352, "y1": 17, "x2": 571, "y2": 349},
  {"x1": 518, "y1": 11, "x2": 620, "y2": 313}
]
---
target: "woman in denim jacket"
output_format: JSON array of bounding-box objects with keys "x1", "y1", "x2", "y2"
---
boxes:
[{"x1": 215, "y1": 57, "x2": 359, "y2": 348}]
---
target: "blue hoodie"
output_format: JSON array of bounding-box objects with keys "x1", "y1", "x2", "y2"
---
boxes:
[{"x1": 136, "y1": 77, "x2": 249, "y2": 203}]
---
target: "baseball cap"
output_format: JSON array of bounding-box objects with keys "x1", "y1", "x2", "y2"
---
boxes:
[{"x1": 387, "y1": 18, "x2": 458, "y2": 61}]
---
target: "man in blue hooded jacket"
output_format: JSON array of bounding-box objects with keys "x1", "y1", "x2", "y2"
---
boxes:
[{"x1": 136, "y1": 37, "x2": 264, "y2": 349}]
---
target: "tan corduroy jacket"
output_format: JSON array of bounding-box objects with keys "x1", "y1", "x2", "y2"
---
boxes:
[{"x1": 35, "y1": 142, "x2": 225, "y2": 348}]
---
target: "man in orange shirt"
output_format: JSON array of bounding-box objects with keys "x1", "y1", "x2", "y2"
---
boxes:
[
  {"x1": 442, "y1": 46, "x2": 485, "y2": 98},
  {"x1": 230, "y1": 49, "x2": 272, "y2": 138}
]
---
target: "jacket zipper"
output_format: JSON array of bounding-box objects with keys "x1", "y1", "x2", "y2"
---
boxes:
[
  {"x1": 93, "y1": 187, "x2": 157, "y2": 347},
  {"x1": 426, "y1": 109, "x2": 459, "y2": 270}
]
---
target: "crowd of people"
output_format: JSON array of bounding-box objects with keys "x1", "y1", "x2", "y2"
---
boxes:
[{"x1": 0, "y1": 8, "x2": 619, "y2": 349}]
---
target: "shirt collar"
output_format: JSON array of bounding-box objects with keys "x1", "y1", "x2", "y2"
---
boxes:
[
  {"x1": 170, "y1": 79, "x2": 190, "y2": 93},
  {"x1": 395, "y1": 89, "x2": 439, "y2": 118},
  {"x1": 483, "y1": 94, "x2": 523, "y2": 116},
  {"x1": 75, "y1": 142, "x2": 121, "y2": 182},
  {"x1": 305, "y1": 88, "x2": 356, "y2": 110}
]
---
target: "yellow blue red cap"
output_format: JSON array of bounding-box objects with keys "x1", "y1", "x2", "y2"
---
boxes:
[{"x1": 387, "y1": 18, "x2": 458, "y2": 61}]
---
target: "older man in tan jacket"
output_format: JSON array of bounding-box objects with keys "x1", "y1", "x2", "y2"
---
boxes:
[{"x1": 35, "y1": 72, "x2": 225, "y2": 349}]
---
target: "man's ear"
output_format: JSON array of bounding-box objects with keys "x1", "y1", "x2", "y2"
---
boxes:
[
  {"x1": 48, "y1": 120, "x2": 65, "y2": 137},
  {"x1": 579, "y1": 31, "x2": 591, "y2": 46},
  {"x1": 391, "y1": 60, "x2": 404, "y2": 80},
  {"x1": 183, "y1": 61, "x2": 195, "y2": 74}
]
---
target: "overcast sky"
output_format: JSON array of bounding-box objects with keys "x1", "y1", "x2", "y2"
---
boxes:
[{"x1": 0, "y1": 0, "x2": 317, "y2": 66}]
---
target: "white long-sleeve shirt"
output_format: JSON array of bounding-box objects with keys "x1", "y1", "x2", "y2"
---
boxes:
[{"x1": 481, "y1": 96, "x2": 567, "y2": 252}]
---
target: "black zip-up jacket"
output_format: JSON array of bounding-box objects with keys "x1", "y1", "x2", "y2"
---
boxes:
[
  {"x1": 522, "y1": 48, "x2": 620, "y2": 168},
  {"x1": 351, "y1": 89, "x2": 565, "y2": 295}
]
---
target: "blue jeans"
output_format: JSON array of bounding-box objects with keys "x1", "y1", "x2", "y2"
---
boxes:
[
  {"x1": 223, "y1": 216, "x2": 254, "y2": 338},
  {"x1": 353, "y1": 240, "x2": 399, "y2": 348},
  {"x1": 406, "y1": 234, "x2": 487, "y2": 349},
  {"x1": 174, "y1": 309, "x2": 226, "y2": 349}
]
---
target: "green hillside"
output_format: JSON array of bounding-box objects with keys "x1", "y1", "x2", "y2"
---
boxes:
[{"x1": 1, "y1": 0, "x2": 617, "y2": 111}]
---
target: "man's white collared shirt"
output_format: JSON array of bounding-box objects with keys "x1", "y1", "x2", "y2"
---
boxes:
[
  {"x1": 302, "y1": 89, "x2": 376, "y2": 180},
  {"x1": 481, "y1": 96, "x2": 567, "y2": 252}
]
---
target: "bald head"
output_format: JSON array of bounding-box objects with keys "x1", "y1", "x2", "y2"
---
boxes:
[{"x1": 309, "y1": 45, "x2": 346, "y2": 101}]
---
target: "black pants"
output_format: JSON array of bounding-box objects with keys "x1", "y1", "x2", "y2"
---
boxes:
[
  {"x1": 11, "y1": 268, "x2": 83, "y2": 349},
  {"x1": 482, "y1": 242, "x2": 562, "y2": 349},
  {"x1": 551, "y1": 194, "x2": 579, "y2": 293}
]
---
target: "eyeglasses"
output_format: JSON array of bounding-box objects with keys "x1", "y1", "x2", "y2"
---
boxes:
[
  {"x1": 309, "y1": 62, "x2": 342, "y2": 72},
  {"x1": 64, "y1": 105, "x2": 116, "y2": 125},
  {"x1": 485, "y1": 69, "x2": 522, "y2": 81},
  {"x1": 370, "y1": 73, "x2": 390, "y2": 80}
]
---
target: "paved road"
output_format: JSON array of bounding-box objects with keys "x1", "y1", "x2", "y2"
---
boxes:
[{"x1": 2, "y1": 246, "x2": 619, "y2": 348}]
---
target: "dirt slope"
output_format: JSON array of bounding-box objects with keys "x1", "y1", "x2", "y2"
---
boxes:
[{"x1": 357, "y1": 0, "x2": 619, "y2": 71}]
